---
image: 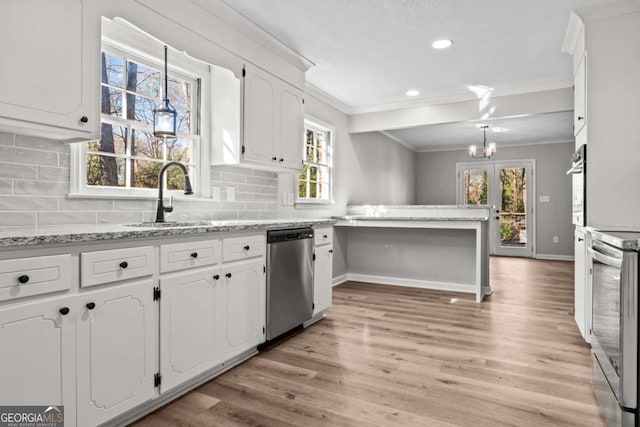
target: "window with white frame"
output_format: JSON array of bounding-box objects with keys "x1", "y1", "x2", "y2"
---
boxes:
[
  {"x1": 70, "y1": 20, "x2": 210, "y2": 198},
  {"x1": 297, "y1": 119, "x2": 333, "y2": 204}
]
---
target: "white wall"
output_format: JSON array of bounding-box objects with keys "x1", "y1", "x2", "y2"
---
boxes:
[{"x1": 415, "y1": 142, "x2": 574, "y2": 257}]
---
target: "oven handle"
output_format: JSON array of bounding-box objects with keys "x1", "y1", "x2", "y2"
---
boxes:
[{"x1": 588, "y1": 247, "x2": 623, "y2": 268}]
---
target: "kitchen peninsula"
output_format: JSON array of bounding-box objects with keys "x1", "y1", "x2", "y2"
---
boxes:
[{"x1": 334, "y1": 205, "x2": 491, "y2": 302}]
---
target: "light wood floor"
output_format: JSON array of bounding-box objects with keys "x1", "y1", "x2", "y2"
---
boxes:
[{"x1": 133, "y1": 257, "x2": 606, "y2": 426}]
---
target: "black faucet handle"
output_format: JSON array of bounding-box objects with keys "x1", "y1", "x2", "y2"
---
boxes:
[{"x1": 163, "y1": 196, "x2": 174, "y2": 213}]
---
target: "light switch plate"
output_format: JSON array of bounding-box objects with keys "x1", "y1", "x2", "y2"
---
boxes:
[
  {"x1": 539, "y1": 195, "x2": 550, "y2": 203},
  {"x1": 212, "y1": 187, "x2": 220, "y2": 201},
  {"x1": 227, "y1": 186, "x2": 235, "y2": 201}
]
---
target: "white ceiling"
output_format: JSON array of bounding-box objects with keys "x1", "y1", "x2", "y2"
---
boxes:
[
  {"x1": 222, "y1": 0, "x2": 612, "y2": 149},
  {"x1": 384, "y1": 111, "x2": 574, "y2": 151}
]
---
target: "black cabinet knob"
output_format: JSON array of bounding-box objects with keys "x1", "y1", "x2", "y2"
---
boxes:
[
  {"x1": 243, "y1": 245, "x2": 250, "y2": 251},
  {"x1": 119, "y1": 261, "x2": 128, "y2": 269},
  {"x1": 279, "y1": 158, "x2": 284, "y2": 162},
  {"x1": 323, "y1": 235, "x2": 328, "y2": 238},
  {"x1": 272, "y1": 157, "x2": 277, "y2": 161},
  {"x1": 226, "y1": 273, "x2": 232, "y2": 278},
  {"x1": 59, "y1": 307, "x2": 70, "y2": 315},
  {"x1": 329, "y1": 249, "x2": 333, "y2": 253},
  {"x1": 495, "y1": 216, "x2": 500, "y2": 220},
  {"x1": 80, "y1": 116, "x2": 88, "y2": 123},
  {"x1": 17, "y1": 275, "x2": 29, "y2": 284},
  {"x1": 578, "y1": 237, "x2": 584, "y2": 242},
  {"x1": 577, "y1": 116, "x2": 584, "y2": 121},
  {"x1": 190, "y1": 252, "x2": 198, "y2": 258},
  {"x1": 213, "y1": 274, "x2": 220, "y2": 280},
  {"x1": 86, "y1": 302, "x2": 96, "y2": 310}
]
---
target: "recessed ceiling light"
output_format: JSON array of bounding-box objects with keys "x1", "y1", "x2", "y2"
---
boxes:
[
  {"x1": 432, "y1": 39, "x2": 453, "y2": 49},
  {"x1": 406, "y1": 90, "x2": 420, "y2": 97}
]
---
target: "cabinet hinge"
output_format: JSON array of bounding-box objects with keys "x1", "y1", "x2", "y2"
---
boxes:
[
  {"x1": 312, "y1": 302, "x2": 315, "y2": 310},
  {"x1": 263, "y1": 265, "x2": 266, "y2": 274},
  {"x1": 153, "y1": 287, "x2": 161, "y2": 301},
  {"x1": 302, "y1": 98, "x2": 305, "y2": 104},
  {"x1": 241, "y1": 145, "x2": 246, "y2": 155},
  {"x1": 154, "y1": 373, "x2": 162, "y2": 387},
  {"x1": 262, "y1": 326, "x2": 265, "y2": 334},
  {"x1": 312, "y1": 253, "x2": 316, "y2": 261},
  {"x1": 242, "y1": 67, "x2": 246, "y2": 78}
]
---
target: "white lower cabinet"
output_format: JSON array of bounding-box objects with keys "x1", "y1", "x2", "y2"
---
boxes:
[
  {"x1": 77, "y1": 281, "x2": 156, "y2": 427},
  {"x1": 313, "y1": 244, "x2": 333, "y2": 315},
  {"x1": 574, "y1": 228, "x2": 588, "y2": 341},
  {"x1": 160, "y1": 267, "x2": 223, "y2": 392},
  {"x1": 219, "y1": 259, "x2": 266, "y2": 358},
  {"x1": 0, "y1": 296, "x2": 76, "y2": 426}
]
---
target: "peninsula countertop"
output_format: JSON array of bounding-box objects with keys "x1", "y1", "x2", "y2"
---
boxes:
[{"x1": 0, "y1": 219, "x2": 336, "y2": 248}]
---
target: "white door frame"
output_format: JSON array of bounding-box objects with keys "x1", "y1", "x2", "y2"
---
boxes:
[{"x1": 456, "y1": 159, "x2": 536, "y2": 258}]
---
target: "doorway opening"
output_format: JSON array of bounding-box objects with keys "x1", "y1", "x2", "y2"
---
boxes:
[{"x1": 456, "y1": 160, "x2": 535, "y2": 257}]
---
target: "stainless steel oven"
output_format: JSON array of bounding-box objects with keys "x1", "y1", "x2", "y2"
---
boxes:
[
  {"x1": 589, "y1": 230, "x2": 640, "y2": 427},
  {"x1": 567, "y1": 144, "x2": 586, "y2": 226}
]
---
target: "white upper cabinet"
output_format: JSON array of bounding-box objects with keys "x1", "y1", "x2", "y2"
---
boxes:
[
  {"x1": 0, "y1": 0, "x2": 99, "y2": 140},
  {"x1": 574, "y1": 55, "x2": 587, "y2": 137},
  {"x1": 212, "y1": 63, "x2": 304, "y2": 172}
]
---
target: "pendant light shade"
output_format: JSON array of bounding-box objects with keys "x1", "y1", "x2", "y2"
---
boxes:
[
  {"x1": 469, "y1": 125, "x2": 497, "y2": 159},
  {"x1": 153, "y1": 45, "x2": 177, "y2": 138}
]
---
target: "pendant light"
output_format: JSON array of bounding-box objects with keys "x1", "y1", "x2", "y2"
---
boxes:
[
  {"x1": 469, "y1": 125, "x2": 497, "y2": 159},
  {"x1": 153, "y1": 45, "x2": 177, "y2": 138}
]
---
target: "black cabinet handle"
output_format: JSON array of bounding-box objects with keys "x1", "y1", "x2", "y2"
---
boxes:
[
  {"x1": 226, "y1": 273, "x2": 232, "y2": 278},
  {"x1": 213, "y1": 274, "x2": 220, "y2": 280},
  {"x1": 272, "y1": 157, "x2": 277, "y2": 161},
  {"x1": 59, "y1": 307, "x2": 70, "y2": 315},
  {"x1": 119, "y1": 261, "x2": 128, "y2": 269},
  {"x1": 17, "y1": 275, "x2": 29, "y2": 284},
  {"x1": 86, "y1": 302, "x2": 96, "y2": 310},
  {"x1": 80, "y1": 116, "x2": 88, "y2": 123},
  {"x1": 243, "y1": 245, "x2": 250, "y2": 251},
  {"x1": 190, "y1": 252, "x2": 198, "y2": 258}
]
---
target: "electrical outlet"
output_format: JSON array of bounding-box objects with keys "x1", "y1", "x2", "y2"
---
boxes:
[
  {"x1": 553, "y1": 236, "x2": 559, "y2": 243},
  {"x1": 539, "y1": 195, "x2": 550, "y2": 203},
  {"x1": 212, "y1": 187, "x2": 220, "y2": 201},
  {"x1": 227, "y1": 186, "x2": 235, "y2": 201}
]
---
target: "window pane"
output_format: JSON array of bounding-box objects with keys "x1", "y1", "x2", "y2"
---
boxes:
[
  {"x1": 309, "y1": 182, "x2": 317, "y2": 198},
  {"x1": 131, "y1": 159, "x2": 162, "y2": 188},
  {"x1": 309, "y1": 166, "x2": 318, "y2": 182},
  {"x1": 127, "y1": 61, "x2": 160, "y2": 99},
  {"x1": 132, "y1": 129, "x2": 162, "y2": 160},
  {"x1": 168, "y1": 78, "x2": 191, "y2": 110},
  {"x1": 306, "y1": 145, "x2": 315, "y2": 162},
  {"x1": 317, "y1": 182, "x2": 326, "y2": 199},
  {"x1": 167, "y1": 138, "x2": 192, "y2": 164},
  {"x1": 86, "y1": 154, "x2": 125, "y2": 187},
  {"x1": 175, "y1": 108, "x2": 191, "y2": 134},
  {"x1": 298, "y1": 180, "x2": 307, "y2": 198},
  {"x1": 101, "y1": 52, "x2": 123, "y2": 87},
  {"x1": 93, "y1": 124, "x2": 127, "y2": 155},
  {"x1": 101, "y1": 87, "x2": 122, "y2": 116},
  {"x1": 316, "y1": 132, "x2": 324, "y2": 162},
  {"x1": 126, "y1": 93, "x2": 157, "y2": 124},
  {"x1": 167, "y1": 165, "x2": 193, "y2": 190},
  {"x1": 464, "y1": 170, "x2": 488, "y2": 205}
]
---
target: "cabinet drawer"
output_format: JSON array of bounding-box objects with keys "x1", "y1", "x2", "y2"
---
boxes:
[
  {"x1": 160, "y1": 239, "x2": 221, "y2": 273},
  {"x1": 314, "y1": 227, "x2": 333, "y2": 246},
  {"x1": 223, "y1": 234, "x2": 265, "y2": 262},
  {"x1": 0, "y1": 254, "x2": 71, "y2": 302},
  {"x1": 81, "y1": 246, "x2": 154, "y2": 288}
]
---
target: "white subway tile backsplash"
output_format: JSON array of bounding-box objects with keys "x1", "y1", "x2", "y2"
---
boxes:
[{"x1": 0, "y1": 132, "x2": 280, "y2": 226}]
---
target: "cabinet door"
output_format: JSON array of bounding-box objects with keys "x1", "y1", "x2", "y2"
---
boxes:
[
  {"x1": 574, "y1": 229, "x2": 587, "y2": 340},
  {"x1": 0, "y1": 0, "x2": 99, "y2": 139},
  {"x1": 160, "y1": 268, "x2": 222, "y2": 392},
  {"x1": 77, "y1": 281, "x2": 156, "y2": 427},
  {"x1": 574, "y1": 55, "x2": 586, "y2": 136},
  {"x1": 0, "y1": 297, "x2": 76, "y2": 425},
  {"x1": 277, "y1": 82, "x2": 304, "y2": 170},
  {"x1": 243, "y1": 66, "x2": 277, "y2": 165},
  {"x1": 313, "y1": 245, "x2": 333, "y2": 315},
  {"x1": 220, "y1": 259, "x2": 265, "y2": 358}
]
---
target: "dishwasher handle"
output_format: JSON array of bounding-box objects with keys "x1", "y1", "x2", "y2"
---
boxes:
[{"x1": 267, "y1": 228, "x2": 314, "y2": 243}]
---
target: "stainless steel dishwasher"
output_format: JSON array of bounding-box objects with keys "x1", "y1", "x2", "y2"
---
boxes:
[{"x1": 266, "y1": 228, "x2": 314, "y2": 340}]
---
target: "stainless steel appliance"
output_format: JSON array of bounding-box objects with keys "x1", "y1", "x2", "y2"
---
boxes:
[
  {"x1": 266, "y1": 228, "x2": 314, "y2": 340},
  {"x1": 567, "y1": 144, "x2": 586, "y2": 226},
  {"x1": 589, "y1": 230, "x2": 640, "y2": 427}
]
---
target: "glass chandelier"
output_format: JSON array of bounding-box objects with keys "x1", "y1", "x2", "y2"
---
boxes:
[{"x1": 469, "y1": 125, "x2": 497, "y2": 159}]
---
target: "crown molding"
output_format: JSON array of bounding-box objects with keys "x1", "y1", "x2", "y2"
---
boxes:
[
  {"x1": 574, "y1": 0, "x2": 640, "y2": 24},
  {"x1": 379, "y1": 131, "x2": 417, "y2": 152},
  {"x1": 304, "y1": 83, "x2": 353, "y2": 115}
]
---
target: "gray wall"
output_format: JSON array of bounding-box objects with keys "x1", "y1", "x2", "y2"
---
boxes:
[{"x1": 415, "y1": 142, "x2": 574, "y2": 257}]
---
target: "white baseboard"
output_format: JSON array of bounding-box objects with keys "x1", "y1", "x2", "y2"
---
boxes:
[
  {"x1": 535, "y1": 254, "x2": 575, "y2": 261},
  {"x1": 335, "y1": 273, "x2": 475, "y2": 294},
  {"x1": 332, "y1": 274, "x2": 349, "y2": 287}
]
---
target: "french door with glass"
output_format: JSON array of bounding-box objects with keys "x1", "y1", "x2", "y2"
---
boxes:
[{"x1": 456, "y1": 160, "x2": 535, "y2": 257}]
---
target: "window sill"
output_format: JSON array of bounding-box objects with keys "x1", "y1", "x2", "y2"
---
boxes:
[{"x1": 294, "y1": 200, "x2": 334, "y2": 209}]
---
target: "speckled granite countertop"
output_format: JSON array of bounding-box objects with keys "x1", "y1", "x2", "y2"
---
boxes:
[
  {"x1": 346, "y1": 204, "x2": 490, "y2": 209},
  {"x1": 333, "y1": 216, "x2": 488, "y2": 222},
  {"x1": 0, "y1": 219, "x2": 336, "y2": 247}
]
